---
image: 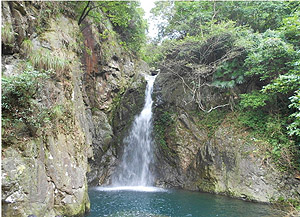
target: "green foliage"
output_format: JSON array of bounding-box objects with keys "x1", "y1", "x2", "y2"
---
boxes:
[
  {"x1": 240, "y1": 91, "x2": 272, "y2": 109},
  {"x1": 243, "y1": 38, "x2": 299, "y2": 136},
  {"x1": 287, "y1": 90, "x2": 300, "y2": 137},
  {"x1": 74, "y1": 1, "x2": 147, "y2": 55},
  {"x1": 1, "y1": 22, "x2": 15, "y2": 45},
  {"x1": 260, "y1": 59, "x2": 300, "y2": 138},
  {"x1": 239, "y1": 24, "x2": 299, "y2": 139},
  {"x1": 153, "y1": 21, "x2": 245, "y2": 70},
  {"x1": 238, "y1": 110, "x2": 268, "y2": 132},
  {"x1": 2, "y1": 64, "x2": 51, "y2": 144},
  {"x1": 280, "y1": 10, "x2": 300, "y2": 47},
  {"x1": 152, "y1": 1, "x2": 242, "y2": 39},
  {"x1": 101, "y1": 1, "x2": 147, "y2": 55},
  {"x1": 149, "y1": 1, "x2": 300, "y2": 172},
  {"x1": 101, "y1": 1, "x2": 138, "y2": 28},
  {"x1": 262, "y1": 67, "x2": 300, "y2": 95},
  {"x1": 222, "y1": 1, "x2": 298, "y2": 32},
  {"x1": 238, "y1": 110, "x2": 290, "y2": 147},
  {"x1": 141, "y1": 39, "x2": 173, "y2": 67},
  {"x1": 244, "y1": 30, "x2": 296, "y2": 81},
  {"x1": 154, "y1": 110, "x2": 176, "y2": 156},
  {"x1": 213, "y1": 58, "x2": 246, "y2": 89},
  {"x1": 2, "y1": 63, "x2": 75, "y2": 145},
  {"x1": 151, "y1": 1, "x2": 298, "y2": 40},
  {"x1": 238, "y1": 110, "x2": 298, "y2": 170},
  {"x1": 2, "y1": 64, "x2": 50, "y2": 112},
  {"x1": 99, "y1": 29, "x2": 110, "y2": 40}
]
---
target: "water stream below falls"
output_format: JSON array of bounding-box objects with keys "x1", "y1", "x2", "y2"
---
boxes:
[
  {"x1": 87, "y1": 74, "x2": 282, "y2": 216},
  {"x1": 87, "y1": 187, "x2": 283, "y2": 217}
]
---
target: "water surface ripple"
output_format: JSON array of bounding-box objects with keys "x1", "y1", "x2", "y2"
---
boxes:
[{"x1": 87, "y1": 188, "x2": 282, "y2": 217}]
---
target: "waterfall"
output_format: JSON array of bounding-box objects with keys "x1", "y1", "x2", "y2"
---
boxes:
[{"x1": 112, "y1": 74, "x2": 156, "y2": 187}]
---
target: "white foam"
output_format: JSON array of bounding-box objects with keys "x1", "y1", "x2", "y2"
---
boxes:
[{"x1": 95, "y1": 186, "x2": 167, "y2": 192}]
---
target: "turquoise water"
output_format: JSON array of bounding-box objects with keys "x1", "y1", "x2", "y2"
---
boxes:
[{"x1": 87, "y1": 187, "x2": 282, "y2": 217}]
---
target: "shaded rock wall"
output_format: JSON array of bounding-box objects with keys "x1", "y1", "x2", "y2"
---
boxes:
[
  {"x1": 153, "y1": 72, "x2": 300, "y2": 203},
  {"x1": 79, "y1": 18, "x2": 150, "y2": 186}
]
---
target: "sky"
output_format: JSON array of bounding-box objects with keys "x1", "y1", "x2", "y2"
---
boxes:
[{"x1": 140, "y1": 0, "x2": 159, "y2": 39}]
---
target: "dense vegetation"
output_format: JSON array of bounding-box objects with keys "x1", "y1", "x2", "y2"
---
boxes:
[{"x1": 145, "y1": 1, "x2": 300, "y2": 172}]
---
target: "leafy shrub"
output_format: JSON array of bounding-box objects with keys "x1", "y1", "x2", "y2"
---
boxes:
[
  {"x1": 244, "y1": 30, "x2": 295, "y2": 81},
  {"x1": 73, "y1": 1, "x2": 147, "y2": 55},
  {"x1": 287, "y1": 90, "x2": 300, "y2": 137},
  {"x1": 212, "y1": 58, "x2": 246, "y2": 89},
  {"x1": 240, "y1": 91, "x2": 272, "y2": 109},
  {"x1": 240, "y1": 28, "x2": 299, "y2": 140},
  {"x1": 2, "y1": 64, "x2": 51, "y2": 144},
  {"x1": 2, "y1": 65, "x2": 50, "y2": 112},
  {"x1": 100, "y1": 1, "x2": 147, "y2": 54},
  {"x1": 280, "y1": 10, "x2": 300, "y2": 47}
]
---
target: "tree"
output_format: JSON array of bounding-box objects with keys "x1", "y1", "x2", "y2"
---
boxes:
[
  {"x1": 75, "y1": 1, "x2": 147, "y2": 54},
  {"x1": 151, "y1": 1, "x2": 299, "y2": 40}
]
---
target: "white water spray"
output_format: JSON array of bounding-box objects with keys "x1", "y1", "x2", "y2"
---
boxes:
[{"x1": 111, "y1": 74, "x2": 157, "y2": 187}]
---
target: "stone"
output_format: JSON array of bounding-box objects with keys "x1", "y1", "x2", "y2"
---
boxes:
[
  {"x1": 151, "y1": 68, "x2": 160, "y2": 76},
  {"x1": 2, "y1": 5, "x2": 91, "y2": 216},
  {"x1": 152, "y1": 65, "x2": 300, "y2": 204}
]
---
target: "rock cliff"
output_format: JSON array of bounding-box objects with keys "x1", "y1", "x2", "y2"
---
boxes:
[
  {"x1": 152, "y1": 69, "x2": 300, "y2": 204},
  {"x1": 1, "y1": 2, "x2": 148, "y2": 216}
]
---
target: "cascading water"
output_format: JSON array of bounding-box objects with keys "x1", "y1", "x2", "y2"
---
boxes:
[
  {"x1": 89, "y1": 76, "x2": 281, "y2": 217},
  {"x1": 111, "y1": 74, "x2": 157, "y2": 187}
]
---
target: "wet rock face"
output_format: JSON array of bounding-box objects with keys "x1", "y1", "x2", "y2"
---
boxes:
[
  {"x1": 86, "y1": 110, "x2": 116, "y2": 186},
  {"x1": 85, "y1": 72, "x2": 148, "y2": 186},
  {"x1": 78, "y1": 16, "x2": 150, "y2": 186},
  {"x1": 153, "y1": 71, "x2": 300, "y2": 203},
  {"x1": 111, "y1": 73, "x2": 147, "y2": 158}
]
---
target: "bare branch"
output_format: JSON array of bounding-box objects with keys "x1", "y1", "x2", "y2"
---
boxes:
[
  {"x1": 205, "y1": 103, "x2": 229, "y2": 113},
  {"x1": 158, "y1": 34, "x2": 244, "y2": 113}
]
